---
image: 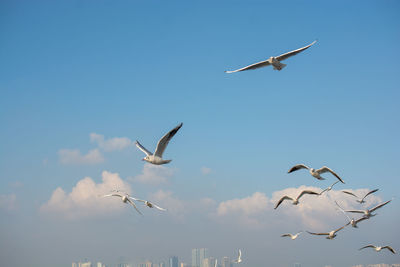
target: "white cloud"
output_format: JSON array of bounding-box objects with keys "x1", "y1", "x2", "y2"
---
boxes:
[
  {"x1": 149, "y1": 190, "x2": 185, "y2": 221},
  {"x1": 213, "y1": 186, "x2": 383, "y2": 230},
  {"x1": 0, "y1": 194, "x2": 17, "y2": 211},
  {"x1": 201, "y1": 167, "x2": 212, "y2": 175},
  {"x1": 90, "y1": 133, "x2": 132, "y2": 152},
  {"x1": 132, "y1": 164, "x2": 174, "y2": 185},
  {"x1": 41, "y1": 171, "x2": 131, "y2": 219},
  {"x1": 58, "y1": 148, "x2": 104, "y2": 165}
]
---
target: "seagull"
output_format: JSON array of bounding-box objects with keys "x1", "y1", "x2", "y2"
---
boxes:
[
  {"x1": 334, "y1": 201, "x2": 368, "y2": 228},
  {"x1": 225, "y1": 40, "x2": 316, "y2": 73},
  {"x1": 233, "y1": 249, "x2": 242, "y2": 263},
  {"x1": 281, "y1": 231, "x2": 303, "y2": 240},
  {"x1": 214, "y1": 259, "x2": 217, "y2": 267},
  {"x1": 307, "y1": 225, "x2": 346, "y2": 239},
  {"x1": 319, "y1": 181, "x2": 340, "y2": 195},
  {"x1": 288, "y1": 164, "x2": 345, "y2": 183},
  {"x1": 135, "y1": 123, "x2": 183, "y2": 165},
  {"x1": 343, "y1": 199, "x2": 391, "y2": 218},
  {"x1": 129, "y1": 197, "x2": 167, "y2": 211},
  {"x1": 359, "y1": 245, "x2": 396, "y2": 254},
  {"x1": 274, "y1": 190, "x2": 319, "y2": 209},
  {"x1": 100, "y1": 192, "x2": 142, "y2": 215},
  {"x1": 342, "y1": 189, "x2": 379, "y2": 203}
]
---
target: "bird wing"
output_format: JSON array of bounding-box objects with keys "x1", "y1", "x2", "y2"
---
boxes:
[
  {"x1": 288, "y1": 164, "x2": 309, "y2": 173},
  {"x1": 370, "y1": 199, "x2": 391, "y2": 212},
  {"x1": 154, "y1": 123, "x2": 183, "y2": 157},
  {"x1": 359, "y1": 244, "x2": 375, "y2": 250},
  {"x1": 297, "y1": 190, "x2": 319, "y2": 200},
  {"x1": 307, "y1": 231, "x2": 328, "y2": 236},
  {"x1": 275, "y1": 40, "x2": 317, "y2": 62},
  {"x1": 334, "y1": 225, "x2": 346, "y2": 233},
  {"x1": 281, "y1": 234, "x2": 291, "y2": 237},
  {"x1": 135, "y1": 141, "x2": 153, "y2": 156},
  {"x1": 355, "y1": 216, "x2": 368, "y2": 224},
  {"x1": 361, "y1": 189, "x2": 379, "y2": 202},
  {"x1": 126, "y1": 198, "x2": 143, "y2": 215},
  {"x1": 238, "y1": 249, "x2": 241, "y2": 259},
  {"x1": 342, "y1": 190, "x2": 358, "y2": 198},
  {"x1": 317, "y1": 166, "x2": 344, "y2": 183},
  {"x1": 225, "y1": 59, "x2": 271, "y2": 73},
  {"x1": 345, "y1": 209, "x2": 365, "y2": 214},
  {"x1": 101, "y1": 193, "x2": 122, "y2": 198},
  {"x1": 274, "y1": 196, "x2": 293, "y2": 209},
  {"x1": 382, "y1": 246, "x2": 396, "y2": 254},
  {"x1": 128, "y1": 196, "x2": 146, "y2": 203},
  {"x1": 152, "y1": 203, "x2": 167, "y2": 211}
]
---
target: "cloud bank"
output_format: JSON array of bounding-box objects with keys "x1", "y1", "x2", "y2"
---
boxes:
[
  {"x1": 41, "y1": 171, "x2": 131, "y2": 219},
  {"x1": 58, "y1": 148, "x2": 104, "y2": 165},
  {"x1": 90, "y1": 133, "x2": 132, "y2": 152}
]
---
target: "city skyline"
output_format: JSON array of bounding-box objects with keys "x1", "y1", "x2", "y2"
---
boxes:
[{"x1": 1, "y1": 1, "x2": 400, "y2": 267}]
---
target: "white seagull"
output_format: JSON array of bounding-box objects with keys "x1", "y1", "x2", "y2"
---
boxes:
[
  {"x1": 135, "y1": 123, "x2": 183, "y2": 165},
  {"x1": 359, "y1": 245, "x2": 396, "y2": 254},
  {"x1": 225, "y1": 40, "x2": 316, "y2": 73},
  {"x1": 233, "y1": 249, "x2": 242, "y2": 263},
  {"x1": 129, "y1": 197, "x2": 167, "y2": 211},
  {"x1": 281, "y1": 231, "x2": 303, "y2": 240},
  {"x1": 342, "y1": 189, "x2": 379, "y2": 203},
  {"x1": 274, "y1": 190, "x2": 319, "y2": 209},
  {"x1": 319, "y1": 181, "x2": 340, "y2": 195},
  {"x1": 288, "y1": 164, "x2": 345, "y2": 183},
  {"x1": 343, "y1": 199, "x2": 391, "y2": 218},
  {"x1": 334, "y1": 201, "x2": 368, "y2": 228},
  {"x1": 100, "y1": 192, "x2": 142, "y2": 215},
  {"x1": 307, "y1": 225, "x2": 346, "y2": 240}
]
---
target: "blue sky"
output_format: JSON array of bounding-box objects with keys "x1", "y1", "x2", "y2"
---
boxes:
[{"x1": 1, "y1": 1, "x2": 400, "y2": 267}]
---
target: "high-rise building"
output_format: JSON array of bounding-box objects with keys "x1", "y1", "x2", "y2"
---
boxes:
[
  {"x1": 192, "y1": 248, "x2": 209, "y2": 267},
  {"x1": 169, "y1": 256, "x2": 178, "y2": 267},
  {"x1": 221, "y1": 257, "x2": 231, "y2": 267},
  {"x1": 97, "y1": 262, "x2": 103, "y2": 267},
  {"x1": 293, "y1": 263, "x2": 301, "y2": 267},
  {"x1": 81, "y1": 262, "x2": 92, "y2": 267},
  {"x1": 159, "y1": 262, "x2": 166, "y2": 267}
]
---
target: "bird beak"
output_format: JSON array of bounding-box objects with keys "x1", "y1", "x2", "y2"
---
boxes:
[{"x1": 142, "y1": 158, "x2": 145, "y2": 161}]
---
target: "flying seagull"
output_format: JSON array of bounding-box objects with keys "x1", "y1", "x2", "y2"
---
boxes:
[
  {"x1": 274, "y1": 190, "x2": 319, "y2": 209},
  {"x1": 100, "y1": 192, "x2": 142, "y2": 215},
  {"x1": 319, "y1": 181, "x2": 340, "y2": 195},
  {"x1": 334, "y1": 201, "x2": 368, "y2": 228},
  {"x1": 307, "y1": 225, "x2": 346, "y2": 240},
  {"x1": 359, "y1": 245, "x2": 396, "y2": 254},
  {"x1": 342, "y1": 189, "x2": 379, "y2": 203},
  {"x1": 129, "y1": 197, "x2": 167, "y2": 211},
  {"x1": 225, "y1": 40, "x2": 317, "y2": 73},
  {"x1": 288, "y1": 164, "x2": 345, "y2": 183},
  {"x1": 135, "y1": 123, "x2": 183, "y2": 165},
  {"x1": 281, "y1": 231, "x2": 303, "y2": 240},
  {"x1": 233, "y1": 249, "x2": 242, "y2": 263},
  {"x1": 343, "y1": 199, "x2": 392, "y2": 218}
]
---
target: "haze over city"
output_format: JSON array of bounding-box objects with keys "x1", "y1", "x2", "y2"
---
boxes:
[{"x1": 1, "y1": 1, "x2": 400, "y2": 267}]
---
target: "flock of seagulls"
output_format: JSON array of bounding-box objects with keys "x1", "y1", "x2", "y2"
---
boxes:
[
  {"x1": 97, "y1": 40, "x2": 396, "y2": 264},
  {"x1": 276, "y1": 163, "x2": 394, "y2": 254}
]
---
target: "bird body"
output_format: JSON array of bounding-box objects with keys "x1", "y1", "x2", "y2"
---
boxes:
[
  {"x1": 359, "y1": 245, "x2": 396, "y2": 254},
  {"x1": 342, "y1": 189, "x2": 379, "y2": 203},
  {"x1": 307, "y1": 225, "x2": 346, "y2": 240},
  {"x1": 281, "y1": 231, "x2": 303, "y2": 240},
  {"x1": 101, "y1": 192, "x2": 142, "y2": 215},
  {"x1": 288, "y1": 164, "x2": 345, "y2": 183},
  {"x1": 335, "y1": 200, "x2": 368, "y2": 228},
  {"x1": 344, "y1": 199, "x2": 391, "y2": 219},
  {"x1": 233, "y1": 249, "x2": 242, "y2": 263},
  {"x1": 129, "y1": 197, "x2": 167, "y2": 211},
  {"x1": 225, "y1": 40, "x2": 316, "y2": 73},
  {"x1": 274, "y1": 190, "x2": 319, "y2": 209},
  {"x1": 135, "y1": 123, "x2": 183, "y2": 165}
]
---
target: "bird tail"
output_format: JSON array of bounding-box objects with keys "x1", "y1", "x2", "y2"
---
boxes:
[{"x1": 273, "y1": 62, "x2": 286, "y2": 71}]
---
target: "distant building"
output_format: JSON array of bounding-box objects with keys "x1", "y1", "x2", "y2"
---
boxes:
[
  {"x1": 293, "y1": 263, "x2": 301, "y2": 267},
  {"x1": 221, "y1": 257, "x2": 231, "y2": 267},
  {"x1": 72, "y1": 263, "x2": 77, "y2": 267},
  {"x1": 192, "y1": 248, "x2": 209, "y2": 267},
  {"x1": 180, "y1": 263, "x2": 188, "y2": 267},
  {"x1": 159, "y1": 262, "x2": 166, "y2": 267},
  {"x1": 169, "y1": 256, "x2": 179, "y2": 267},
  {"x1": 81, "y1": 262, "x2": 92, "y2": 267}
]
